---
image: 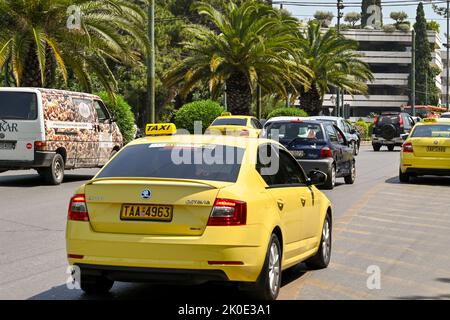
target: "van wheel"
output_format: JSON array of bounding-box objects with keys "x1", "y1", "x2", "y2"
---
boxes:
[
  {"x1": 40, "y1": 154, "x2": 65, "y2": 185},
  {"x1": 305, "y1": 214, "x2": 332, "y2": 269},
  {"x1": 80, "y1": 274, "x2": 114, "y2": 294},
  {"x1": 248, "y1": 234, "x2": 282, "y2": 300}
]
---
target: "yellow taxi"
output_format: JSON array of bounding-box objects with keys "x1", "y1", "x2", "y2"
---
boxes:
[
  {"x1": 206, "y1": 113, "x2": 262, "y2": 137},
  {"x1": 399, "y1": 118, "x2": 450, "y2": 182},
  {"x1": 66, "y1": 123, "x2": 332, "y2": 300}
]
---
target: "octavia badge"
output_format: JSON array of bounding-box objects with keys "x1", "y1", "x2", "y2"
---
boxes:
[
  {"x1": 141, "y1": 189, "x2": 152, "y2": 199},
  {"x1": 434, "y1": 140, "x2": 439, "y2": 145}
]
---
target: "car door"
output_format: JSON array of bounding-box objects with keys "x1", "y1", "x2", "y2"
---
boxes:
[
  {"x1": 256, "y1": 144, "x2": 313, "y2": 258},
  {"x1": 324, "y1": 124, "x2": 343, "y2": 168},
  {"x1": 93, "y1": 100, "x2": 114, "y2": 166}
]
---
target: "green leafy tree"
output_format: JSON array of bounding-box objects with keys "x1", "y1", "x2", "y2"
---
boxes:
[
  {"x1": 344, "y1": 12, "x2": 361, "y2": 28},
  {"x1": 314, "y1": 11, "x2": 334, "y2": 28},
  {"x1": 390, "y1": 11, "x2": 408, "y2": 26},
  {"x1": 295, "y1": 21, "x2": 373, "y2": 116},
  {"x1": 0, "y1": 0, "x2": 148, "y2": 97},
  {"x1": 174, "y1": 100, "x2": 224, "y2": 133},
  {"x1": 361, "y1": 0, "x2": 382, "y2": 27},
  {"x1": 267, "y1": 107, "x2": 308, "y2": 119},
  {"x1": 411, "y1": 2, "x2": 440, "y2": 106},
  {"x1": 164, "y1": 1, "x2": 309, "y2": 115}
]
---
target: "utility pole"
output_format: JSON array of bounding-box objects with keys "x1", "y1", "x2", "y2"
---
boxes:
[
  {"x1": 412, "y1": 29, "x2": 416, "y2": 117},
  {"x1": 447, "y1": 0, "x2": 449, "y2": 111},
  {"x1": 147, "y1": 0, "x2": 156, "y2": 123},
  {"x1": 336, "y1": 0, "x2": 344, "y2": 117}
]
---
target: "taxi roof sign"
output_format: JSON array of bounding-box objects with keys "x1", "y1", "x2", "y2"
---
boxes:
[
  {"x1": 145, "y1": 123, "x2": 177, "y2": 136},
  {"x1": 221, "y1": 112, "x2": 232, "y2": 116},
  {"x1": 423, "y1": 118, "x2": 437, "y2": 123}
]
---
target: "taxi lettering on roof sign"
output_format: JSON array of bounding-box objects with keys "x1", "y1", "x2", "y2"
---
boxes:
[{"x1": 145, "y1": 123, "x2": 177, "y2": 136}]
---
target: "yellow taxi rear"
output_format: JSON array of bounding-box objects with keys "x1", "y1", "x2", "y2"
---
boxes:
[
  {"x1": 206, "y1": 115, "x2": 261, "y2": 138},
  {"x1": 400, "y1": 118, "x2": 450, "y2": 182},
  {"x1": 66, "y1": 123, "x2": 332, "y2": 300}
]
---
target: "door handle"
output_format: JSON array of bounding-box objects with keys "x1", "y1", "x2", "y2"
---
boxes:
[{"x1": 277, "y1": 200, "x2": 284, "y2": 211}]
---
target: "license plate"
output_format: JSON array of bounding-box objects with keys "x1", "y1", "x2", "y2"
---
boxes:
[
  {"x1": 427, "y1": 146, "x2": 446, "y2": 152},
  {"x1": 120, "y1": 204, "x2": 173, "y2": 222},
  {"x1": 0, "y1": 142, "x2": 15, "y2": 150}
]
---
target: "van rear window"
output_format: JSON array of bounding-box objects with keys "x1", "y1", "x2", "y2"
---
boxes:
[{"x1": 0, "y1": 92, "x2": 38, "y2": 120}]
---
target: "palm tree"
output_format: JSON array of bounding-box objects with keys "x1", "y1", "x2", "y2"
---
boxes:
[
  {"x1": 164, "y1": 0, "x2": 309, "y2": 115},
  {"x1": 0, "y1": 0, "x2": 148, "y2": 95},
  {"x1": 295, "y1": 21, "x2": 373, "y2": 115}
]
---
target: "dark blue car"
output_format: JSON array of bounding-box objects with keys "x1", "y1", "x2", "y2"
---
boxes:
[{"x1": 262, "y1": 118, "x2": 356, "y2": 189}]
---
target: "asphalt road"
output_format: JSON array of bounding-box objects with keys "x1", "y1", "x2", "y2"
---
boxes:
[{"x1": 1, "y1": 145, "x2": 449, "y2": 300}]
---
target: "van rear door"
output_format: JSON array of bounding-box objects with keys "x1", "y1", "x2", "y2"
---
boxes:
[{"x1": 0, "y1": 90, "x2": 43, "y2": 163}]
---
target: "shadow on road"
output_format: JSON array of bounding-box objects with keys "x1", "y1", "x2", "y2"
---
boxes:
[
  {"x1": 0, "y1": 173, "x2": 94, "y2": 187},
  {"x1": 395, "y1": 278, "x2": 450, "y2": 300},
  {"x1": 385, "y1": 175, "x2": 450, "y2": 187},
  {"x1": 28, "y1": 265, "x2": 307, "y2": 300}
]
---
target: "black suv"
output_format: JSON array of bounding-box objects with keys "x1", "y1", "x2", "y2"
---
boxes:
[{"x1": 372, "y1": 112, "x2": 415, "y2": 151}]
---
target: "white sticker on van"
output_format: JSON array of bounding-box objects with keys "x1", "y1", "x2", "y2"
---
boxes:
[
  {"x1": 47, "y1": 121, "x2": 93, "y2": 130},
  {"x1": 78, "y1": 102, "x2": 91, "y2": 119}
]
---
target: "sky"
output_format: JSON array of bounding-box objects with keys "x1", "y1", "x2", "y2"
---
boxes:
[{"x1": 277, "y1": 0, "x2": 449, "y2": 39}]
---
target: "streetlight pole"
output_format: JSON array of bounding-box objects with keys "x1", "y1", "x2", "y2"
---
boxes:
[
  {"x1": 336, "y1": 0, "x2": 344, "y2": 117},
  {"x1": 147, "y1": 0, "x2": 156, "y2": 123},
  {"x1": 412, "y1": 29, "x2": 416, "y2": 117}
]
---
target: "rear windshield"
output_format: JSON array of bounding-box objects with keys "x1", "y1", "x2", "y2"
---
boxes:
[
  {"x1": 266, "y1": 122, "x2": 325, "y2": 144},
  {"x1": 97, "y1": 143, "x2": 245, "y2": 182},
  {"x1": 211, "y1": 118, "x2": 247, "y2": 126},
  {"x1": 412, "y1": 125, "x2": 450, "y2": 138},
  {"x1": 0, "y1": 92, "x2": 38, "y2": 120},
  {"x1": 377, "y1": 115, "x2": 400, "y2": 126}
]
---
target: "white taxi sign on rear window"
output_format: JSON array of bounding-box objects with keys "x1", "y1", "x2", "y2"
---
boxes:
[{"x1": 145, "y1": 123, "x2": 177, "y2": 136}]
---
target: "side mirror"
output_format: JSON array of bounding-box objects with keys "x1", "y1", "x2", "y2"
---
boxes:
[
  {"x1": 401, "y1": 133, "x2": 409, "y2": 141},
  {"x1": 307, "y1": 170, "x2": 327, "y2": 186}
]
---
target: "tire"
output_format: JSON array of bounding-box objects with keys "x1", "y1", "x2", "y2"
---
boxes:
[
  {"x1": 344, "y1": 161, "x2": 356, "y2": 184},
  {"x1": 387, "y1": 145, "x2": 395, "y2": 152},
  {"x1": 324, "y1": 164, "x2": 336, "y2": 190},
  {"x1": 80, "y1": 274, "x2": 114, "y2": 295},
  {"x1": 248, "y1": 234, "x2": 282, "y2": 300},
  {"x1": 372, "y1": 144, "x2": 381, "y2": 152},
  {"x1": 39, "y1": 153, "x2": 65, "y2": 185},
  {"x1": 399, "y1": 168, "x2": 410, "y2": 183},
  {"x1": 381, "y1": 124, "x2": 396, "y2": 140},
  {"x1": 305, "y1": 213, "x2": 332, "y2": 269},
  {"x1": 354, "y1": 142, "x2": 359, "y2": 156}
]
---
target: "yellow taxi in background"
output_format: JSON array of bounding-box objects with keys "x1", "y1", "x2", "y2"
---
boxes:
[
  {"x1": 66, "y1": 123, "x2": 333, "y2": 300},
  {"x1": 206, "y1": 113, "x2": 263, "y2": 137},
  {"x1": 400, "y1": 118, "x2": 450, "y2": 182}
]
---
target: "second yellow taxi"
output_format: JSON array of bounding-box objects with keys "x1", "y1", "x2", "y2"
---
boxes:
[
  {"x1": 400, "y1": 118, "x2": 450, "y2": 182},
  {"x1": 66, "y1": 123, "x2": 332, "y2": 300},
  {"x1": 205, "y1": 113, "x2": 263, "y2": 137}
]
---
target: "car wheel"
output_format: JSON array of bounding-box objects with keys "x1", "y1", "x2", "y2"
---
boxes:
[
  {"x1": 372, "y1": 144, "x2": 381, "y2": 152},
  {"x1": 248, "y1": 234, "x2": 282, "y2": 300},
  {"x1": 324, "y1": 164, "x2": 336, "y2": 190},
  {"x1": 306, "y1": 213, "x2": 332, "y2": 269},
  {"x1": 399, "y1": 168, "x2": 410, "y2": 183},
  {"x1": 80, "y1": 274, "x2": 114, "y2": 294},
  {"x1": 354, "y1": 142, "x2": 359, "y2": 156},
  {"x1": 387, "y1": 145, "x2": 395, "y2": 152},
  {"x1": 39, "y1": 153, "x2": 65, "y2": 185},
  {"x1": 344, "y1": 161, "x2": 356, "y2": 184}
]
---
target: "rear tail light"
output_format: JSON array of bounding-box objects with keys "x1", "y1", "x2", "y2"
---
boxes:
[
  {"x1": 208, "y1": 198, "x2": 247, "y2": 226},
  {"x1": 240, "y1": 130, "x2": 250, "y2": 137},
  {"x1": 34, "y1": 141, "x2": 46, "y2": 150},
  {"x1": 319, "y1": 147, "x2": 332, "y2": 158},
  {"x1": 68, "y1": 194, "x2": 89, "y2": 221},
  {"x1": 373, "y1": 115, "x2": 380, "y2": 126},
  {"x1": 402, "y1": 142, "x2": 414, "y2": 153}
]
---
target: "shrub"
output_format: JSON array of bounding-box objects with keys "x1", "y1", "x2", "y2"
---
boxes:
[
  {"x1": 96, "y1": 92, "x2": 136, "y2": 144},
  {"x1": 382, "y1": 24, "x2": 396, "y2": 33},
  {"x1": 398, "y1": 23, "x2": 411, "y2": 32},
  {"x1": 174, "y1": 100, "x2": 224, "y2": 133},
  {"x1": 427, "y1": 20, "x2": 440, "y2": 33},
  {"x1": 267, "y1": 107, "x2": 308, "y2": 119},
  {"x1": 354, "y1": 118, "x2": 369, "y2": 139}
]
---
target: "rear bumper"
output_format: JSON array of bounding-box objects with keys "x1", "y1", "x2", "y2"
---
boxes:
[
  {"x1": 66, "y1": 221, "x2": 269, "y2": 283},
  {"x1": 400, "y1": 153, "x2": 450, "y2": 175},
  {"x1": 76, "y1": 264, "x2": 228, "y2": 284},
  {"x1": 404, "y1": 168, "x2": 450, "y2": 176},
  {"x1": 372, "y1": 136, "x2": 403, "y2": 146},
  {"x1": 0, "y1": 151, "x2": 54, "y2": 169},
  {"x1": 296, "y1": 158, "x2": 333, "y2": 175}
]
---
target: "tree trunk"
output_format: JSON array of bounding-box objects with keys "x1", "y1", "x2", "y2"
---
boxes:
[
  {"x1": 21, "y1": 44, "x2": 56, "y2": 88},
  {"x1": 299, "y1": 83, "x2": 323, "y2": 116},
  {"x1": 226, "y1": 73, "x2": 252, "y2": 115}
]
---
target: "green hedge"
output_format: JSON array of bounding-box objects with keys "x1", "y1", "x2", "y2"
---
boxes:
[
  {"x1": 96, "y1": 92, "x2": 136, "y2": 144},
  {"x1": 174, "y1": 100, "x2": 224, "y2": 134},
  {"x1": 354, "y1": 119, "x2": 369, "y2": 139},
  {"x1": 267, "y1": 107, "x2": 308, "y2": 119}
]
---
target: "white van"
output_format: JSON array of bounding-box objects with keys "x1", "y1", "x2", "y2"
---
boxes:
[{"x1": 0, "y1": 88, "x2": 123, "y2": 185}]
